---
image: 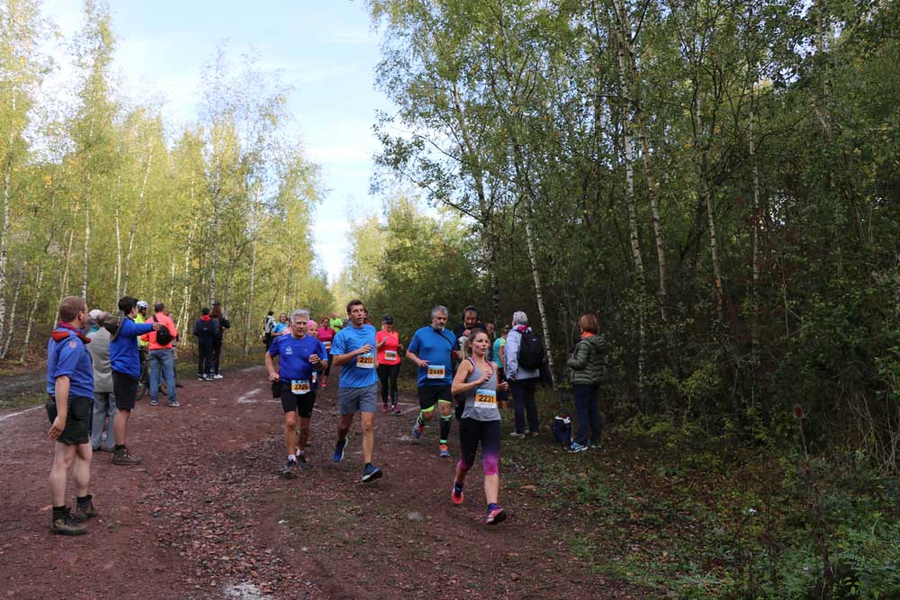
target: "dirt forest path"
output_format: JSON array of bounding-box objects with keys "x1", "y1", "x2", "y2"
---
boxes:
[{"x1": 1, "y1": 365, "x2": 640, "y2": 599}]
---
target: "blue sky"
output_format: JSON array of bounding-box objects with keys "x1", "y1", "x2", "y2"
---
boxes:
[{"x1": 43, "y1": 0, "x2": 394, "y2": 282}]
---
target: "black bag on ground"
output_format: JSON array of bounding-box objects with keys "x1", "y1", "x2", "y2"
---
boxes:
[
  {"x1": 553, "y1": 414, "x2": 572, "y2": 447},
  {"x1": 518, "y1": 329, "x2": 545, "y2": 370}
]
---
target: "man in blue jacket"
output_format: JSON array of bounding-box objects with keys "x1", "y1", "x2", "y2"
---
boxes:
[
  {"x1": 108, "y1": 296, "x2": 160, "y2": 465},
  {"x1": 47, "y1": 296, "x2": 99, "y2": 535}
]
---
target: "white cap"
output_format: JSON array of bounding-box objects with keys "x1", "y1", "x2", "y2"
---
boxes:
[{"x1": 88, "y1": 309, "x2": 103, "y2": 320}]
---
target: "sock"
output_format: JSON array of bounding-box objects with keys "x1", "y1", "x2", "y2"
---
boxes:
[
  {"x1": 488, "y1": 503, "x2": 499, "y2": 512},
  {"x1": 114, "y1": 444, "x2": 125, "y2": 451},
  {"x1": 288, "y1": 455, "x2": 297, "y2": 462},
  {"x1": 440, "y1": 415, "x2": 452, "y2": 443},
  {"x1": 52, "y1": 505, "x2": 67, "y2": 517},
  {"x1": 416, "y1": 413, "x2": 425, "y2": 427},
  {"x1": 453, "y1": 481, "x2": 464, "y2": 493},
  {"x1": 76, "y1": 494, "x2": 91, "y2": 505}
]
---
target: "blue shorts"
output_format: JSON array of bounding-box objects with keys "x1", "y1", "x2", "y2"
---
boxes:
[{"x1": 338, "y1": 383, "x2": 378, "y2": 415}]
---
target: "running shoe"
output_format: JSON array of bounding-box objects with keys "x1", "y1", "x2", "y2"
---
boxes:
[
  {"x1": 485, "y1": 506, "x2": 507, "y2": 525},
  {"x1": 167, "y1": 400, "x2": 181, "y2": 408},
  {"x1": 382, "y1": 403, "x2": 389, "y2": 413},
  {"x1": 509, "y1": 432, "x2": 526, "y2": 438},
  {"x1": 197, "y1": 374, "x2": 205, "y2": 381},
  {"x1": 439, "y1": 444, "x2": 450, "y2": 458},
  {"x1": 528, "y1": 430, "x2": 540, "y2": 437},
  {"x1": 295, "y1": 450, "x2": 310, "y2": 469},
  {"x1": 51, "y1": 508, "x2": 87, "y2": 536},
  {"x1": 150, "y1": 398, "x2": 159, "y2": 406},
  {"x1": 412, "y1": 422, "x2": 424, "y2": 440},
  {"x1": 333, "y1": 437, "x2": 348, "y2": 462},
  {"x1": 391, "y1": 404, "x2": 401, "y2": 415},
  {"x1": 451, "y1": 483, "x2": 465, "y2": 505},
  {"x1": 70, "y1": 495, "x2": 99, "y2": 523},
  {"x1": 213, "y1": 374, "x2": 224, "y2": 380},
  {"x1": 361, "y1": 463, "x2": 383, "y2": 483},
  {"x1": 588, "y1": 441, "x2": 603, "y2": 451},
  {"x1": 281, "y1": 459, "x2": 298, "y2": 478},
  {"x1": 566, "y1": 441, "x2": 588, "y2": 453}
]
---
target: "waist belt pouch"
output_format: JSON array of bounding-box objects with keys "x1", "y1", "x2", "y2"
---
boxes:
[{"x1": 45, "y1": 397, "x2": 57, "y2": 424}]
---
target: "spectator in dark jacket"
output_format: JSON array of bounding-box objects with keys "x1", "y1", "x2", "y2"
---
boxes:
[
  {"x1": 209, "y1": 302, "x2": 229, "y2": 379},
  {"x1": 565, "y1": 313, "x2": 604, "y2": 452},
  {"x1": 193, "y1": 307, "x2": 219, "y2": 380}
]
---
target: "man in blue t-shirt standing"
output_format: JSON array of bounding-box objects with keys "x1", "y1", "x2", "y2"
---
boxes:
[
  {"x1": 330, "y1": 299, "x2": 383, "y2": 482},
  {"x1": 407, "y1": 305, "x2": 459, "y2": 458},
  {"x1": 266, "y1": 308, "x2": 328, "y2": 479},
  {"x1": 107, "y1": 295, "x2": 160, "y2": 466},
  {"x1": 46, "y1": 296, "x2": 99, "y2": 535}
]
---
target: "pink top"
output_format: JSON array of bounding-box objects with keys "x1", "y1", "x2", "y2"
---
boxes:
[{"x1": 317, "y1": 326, "x2": 335, "y2": 354}]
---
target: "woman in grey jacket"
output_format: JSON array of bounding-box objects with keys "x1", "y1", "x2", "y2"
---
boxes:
[{"x1": 565, "y1": 313, "x2": 604, "y2": 452}]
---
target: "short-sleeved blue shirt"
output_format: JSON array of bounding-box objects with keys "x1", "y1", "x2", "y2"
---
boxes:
[
  {"x1": 268, "y1": 334, "x2": 327, "y2": 383},
  {"x1": 331, "y1": 324, "x2": 378, "y2": 389},
  {"x1": 46, "y1": 328, "x2": 94, "y2": 398},
  {"x1": 408, "y1": 326, "x2": 458, "y2": 387}
]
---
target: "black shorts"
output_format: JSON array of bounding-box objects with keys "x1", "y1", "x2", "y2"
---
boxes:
[
  {"x1": 112, "y1": 371, "x2": 140, "y2": 410},
  {"x1": 47, "y1": 396, "x2": 92, "y2": 446},
  {"x1": 418, "y1": 384, "x2": 452, "y2": 410},
  {"x1": 280, "y1": 387, "x2": 316, "y2": 418}
]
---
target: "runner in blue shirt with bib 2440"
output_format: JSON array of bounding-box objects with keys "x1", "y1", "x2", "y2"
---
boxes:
[
  {"x1": 407, "y1": 305, "x2": 460, "y2": 458},
  {"x1": 266, "y1": 309, "x2": 328, "y2": 479}
]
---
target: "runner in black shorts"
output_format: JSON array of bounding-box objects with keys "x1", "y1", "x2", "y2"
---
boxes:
[
  {"x1": 266, "y1": 309, "x2": 328, "y2": 478},
  {"x1": 407, "y1": 306, "x2": 459, "y2": 458}
]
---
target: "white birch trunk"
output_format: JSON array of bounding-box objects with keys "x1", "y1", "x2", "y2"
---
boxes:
[
  {"x1": 20, "y1": 263, "x2": 44, "y2": 361},
  {"x1": 123, "y1": 145, "x2": 154, "y2": 296},
  {"x1": 244, "y1": 240, "x2": 257, "y2": 354},
  {"x1": 114, "y1": 173, "x2": 122, "y2": 299},
  {"x1": 1, "y1": 270, "x2": 23, "y2": 359},
  {"x1": 522, "y1": 201, "x2": 556, "y2": 386},
  {"x1": 0, "y1": 95, "x2": 15, "y2": 349},
  {"x1": 55, "y1": 228, "x2": 76, "y2": 324}
]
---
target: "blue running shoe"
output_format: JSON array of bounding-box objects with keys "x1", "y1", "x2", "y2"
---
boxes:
[
  {"x1": 566, "y1": 441, "x2": 588, "y2": 453},
  {"x1": 485, "y1": 505, "x2": 507, "y2": 525},
  {"x1": 412, "y1": 421, "x2": 424, "y2": 440},
  {"x1": 333, "y1": 437, "x2": 348, "y2": 462},
  {"x1": 361, "y1": 463, "x2": 383, "y2": 483}
]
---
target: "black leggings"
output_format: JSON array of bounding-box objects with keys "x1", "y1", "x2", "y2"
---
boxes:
[
  {"x1": 211, "y1": 337, "x2": 223, "y2": 374},
  {"x1": 458, "y1": 418, "x2": 501, "y2": 476},
  {"x1": 377, "y1": 363, "x2": 400, "y2": 404}
]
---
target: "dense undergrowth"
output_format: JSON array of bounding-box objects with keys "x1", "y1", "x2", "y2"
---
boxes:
[{"x1": 502, "y1": 393, "x2": 900, "y2": 599}]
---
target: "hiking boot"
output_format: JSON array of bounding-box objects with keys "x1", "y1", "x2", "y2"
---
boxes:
[
  {"x1": 111, "y1": 447, "x2": 142, "y2": 465},
  {"x1": 391, "y1": 404, "x2": 401, "y2": 415},
  {"x1": 451, "y1": 483, "x2": 464, "y2": 506},
  {"x1": 509, "y1": 432, "x2": 526, "y2": 438},
  {"x1": 412, "y1": 422, "x2": 424, "y2": 440},
  {"x1": 51, "y1": 508, "x2": 87, "y2": 536},
  {"x1": 485, "y1": 506, "x2": 507, "y2": 525},
  {"x1": 333, "y1": 437, "x2": 348, "y2": 462},
  {"x1": 439, "y1": 444, "x2": 450, "y2": 458},
  {"x1": 295, "y1": 451, "x2": 310, "y2": 469},
  {"x1": 566, "y1": 441, "x2": 588, "y2": 453},
  {"x1": 167, "y1": 400, "x2": 181, "y2": 408},
  {"x1": 281, "y1": 458, "x2": 298, "y2": 478},
  {"x1": 71, "y1": 496, "x2": 98, "y2": 523},
  {"x1": 361, "y1": 463, "x2": 383, "y2": 483}
]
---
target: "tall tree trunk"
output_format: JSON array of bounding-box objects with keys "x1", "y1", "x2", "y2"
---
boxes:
[
  {"x1": 0, "y1": 98, "x2": 15, "y2": 350},
  {"x1": 123, "y1": 145, "x2": 154, "y2": 297},
  {"x1": 55, "y1": 228, "x2": 76, "y2": 324},
  {"x1": 522, "y1": 200, "x2": 556, "y2": 386},
  {"x1": 611, "y1": 0, "x2": 669, "y2": 324},
  {"x1": 114, "y1": 173, "x2": 122, "y2": 299},
  {"x1": 749, "y1": 72, "x2": 761, "y2": 367},
  {"x1": 20, "y1": 264, "x2": 44, "y2": 362},
  {"x1": 81, "y1": 189, "x2": 90, "y2": 300},
  {"x1": 244, "y1": 240, "x2": 257, "y2": 354},
  {"x1": 178, "y1": 176, "x2": 197, "y2": 345},
  {"x1": 1, "y1": 270, "x2": 23, "y2": 359}
]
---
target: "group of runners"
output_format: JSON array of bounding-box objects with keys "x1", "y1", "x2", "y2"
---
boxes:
[{"x1": 265, "y1": 301, "x2": 510, "y2": 525}]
